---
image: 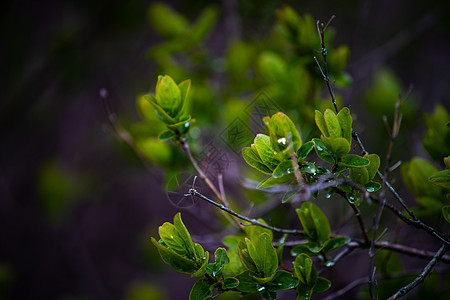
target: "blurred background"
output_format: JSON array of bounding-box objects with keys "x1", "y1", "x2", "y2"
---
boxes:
[{"x1": 1, "y1": 0, "x2": 449, "y2": 299}]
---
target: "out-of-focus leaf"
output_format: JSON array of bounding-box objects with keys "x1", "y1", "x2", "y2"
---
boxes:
[
  {"x1": 268, "y1": 271, "x2": 299, "y2": 291},
  {"x1": 297, "y1": 141, "x2": 314, "y2": 161},
  {"x1": 340, "y1": 154, "x2": 369, "y2": 168},
  {"x1": 442, "y1": 205, "x2": 450, "y2": 223},
  {"x1": 312, "y1": 277, "x2": 331, "y2": 293},
  {"x1": 428, "y1": 170, "x2": 450, "y2": 189}
]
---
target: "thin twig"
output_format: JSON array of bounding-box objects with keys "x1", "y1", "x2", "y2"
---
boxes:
[
  {"x1": 369, "y1": 94, "x2": 403, "y2": 299},
  {"x1": 182, "y1": 142, "x2": 241, "y2": 227},
  {"x1": 387, "y1": 244, "x2": 448, "y2": 299},
  {"x1": 188, "y1": 188, "x2": 304, "y2": 235}
]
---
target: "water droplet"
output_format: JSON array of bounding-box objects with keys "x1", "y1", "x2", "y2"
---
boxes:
[
  {"x1": 277, "y1": 137, "x2": 287, "y2": 145},
  {"x1": 325, "y1": 259, "x2": 335, "y2": 267},
  {"x1": 326, "y1": 193, "x2": 332, "y2": 199}
]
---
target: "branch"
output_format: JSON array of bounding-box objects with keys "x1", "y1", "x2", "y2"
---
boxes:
[
  {"x1": 188, "y1": 188, "x2": 304, "y2": 235},
  {"x1": 387, "y1": 244, "x2": 448, "y2": 299}
]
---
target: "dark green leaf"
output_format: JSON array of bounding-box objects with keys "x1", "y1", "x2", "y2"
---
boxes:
[
  {"x1": 159, "y1": 130, "x2": 176, "y2": 141},
  {"x1": 312, "y1": 277, "x2": 331, "y2": 293},
  {"x1": 322, "y1": 237, "x2": 350, "y2": 253},
  {"x1": 242, "y1": 147, "x2": 272, "y2": 175},
  {"x1": 297, "y1": 202, "x2": 331, "y2": 244},
  {"x1": 297, "y1": 141, "x2": 315, "y2": 161},
  {"x1": 442, "y1": 205, "x2": 450, "y2": 223},
  {"x1": 300, "y1": 162, "x2": 316, "y2": 174},
  {"x1": 428, "y1": 170, "x2": 450, "y2": 189},
  {"x1": 296, "y1": 282, "x2": 313, "y2": 300},
  {"x1": 235, "y1": 271, "x2": 264, "y2": 293},
  {"x1": 293, "y1": 254, "x2": 313, "y2": 285},
  {"x1": 276, "y1": 234, "x2": 287, "y2": 263},
  {"x1": 268, "y1": 271, "x2": 299, "y2": 291},
  {"x1": 365, "y1": 181, "x2": 381, "y2": 193},
  {"x1": 207, "y1": 248, "x2": 229, "y2": 278},
  {"x1": 291, "y1": 244, "x2": 320, "y2": 257},
  {"x1": 191, "y1": 251, "x2": 209, "y2": 278},
  {"x1": 222, "y1": 277, "x2": 239, "y2": 289},
  {"x1": 246, "y1": 233, "x2": 278, "y2": 279},
  {"x1": 340, "y1": 154, "x2": 370, "y2": 168},
  {"x1": 189, "y1": 279, "x2": 214, "y2": 300},
  {"x1": 273, "y1": 160, "x2": 294, "y2": 178},
  {"x1": 313, "y1": 138, "x2": 334, "y2": 164}
]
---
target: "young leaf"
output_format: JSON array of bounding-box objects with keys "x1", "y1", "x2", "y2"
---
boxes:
[
  {"x1": 238, "y1": 240, "x2": 258, "y2": 274},
  {"x1": 254, "y1": 134, "x2": 279, "y2": 171},
  {"x1": 315, "y1": 110, "x2": 329, "y2": 137},
  {"x1": 246, "y1": 233, "x2": 278, "y2": 279},
  {"x1": 266, "y1": 112, "x2": 302, "y2": 152},
  {"x1": 159, "y1": 130, "x2": 176, "y2": 141},
  {"x1": 293, "y1": 254, "x2": 313, "y2": 285},
  {"x1": 337, "y1": 107, "x2": 352, "y2": 143},
  {"x1": 189, "y1": 279, "x2": 214, "y2": 300},
  {"x1": 175, "y1": 79, "x2": 191, "y2": 118},
  {"x1": 155, "y1": 75, "x2": 182, "y2": 117},
  {"x1": 223, "y1": 248, "x2": 245, "y2": 276},
  {"x1": 173, "y1": 213, "x2": 196, "y2": 257},
  {"x1": 151, "y1": 238, "x2": 199, "y2": 274},
  {"x1": 144, "y1": 95, "x2": 176, "y2": 124},
  {"x1": 324, "y1": 109, "x2": 341, "y2": 138},
  {"x1": 244, "y1": 219, "x2": 274, "y2": 242},
  {"x1": 242, "y1": 147, "x2": 272, "y2": 175},
  {"x1": 206, "y1": 248, "x2": 228, "y2": 278},
  {"x1": 297, "y1": 202, "x2": 331, "y2": 244},
  {"x1": 191, "y1": 251, "x2": 209, "y2": 278}
]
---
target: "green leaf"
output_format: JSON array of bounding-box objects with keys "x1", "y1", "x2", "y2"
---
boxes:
[
  {"x1": 148, "y1": 3, "x2": 188, "y2": 38},
  {"x1": 312, "y1": 277, "x2": 331, "y2": 293},
  {"x1": 297, "y1": 141, "x2": 315, "y2": 161},
  {"x1": 291, "y1": 244, "x2": 319, "y2": 257},
  {"x1": 315, "y1": 110, "x2": 329, "y2": 137},
  {"x1": 159, "y1": 130, "x2": 176, "y2": 141},
  {"x1": 300, "y1": 162, "x2": 316, "y2": 174},
  {"x1": 189, "y1": 279, "x2": 214, "y2": 300},
  {"x1": 191, "y1": 251, "x2": 209, "y2": 278},
  {"x1": 238, "y1": 240, "x2": 258, "y2": 273},
  {"x1": 313, "y1": 138, "x2": 334, "y2": 164},
  {"x1": 268, "y1": 271, "x2": 299, "y2": 291},
  {"x1": 321, "y1": 136, "x2": 350, "y2": 158},
  {"x1": 273, "y1": 160, "x2": 294, "y2": 178},
  {"x1": 242, "y1": 147, "x2": 273, "y2": 175},
  {"x1": 349, "y1": 167, "x2": 370, "y2": 185},
  {"x1": 293, "y1": 254, "x2": 313, "y2": 285},
  {"x1": 173, "y1": 213, "x2": 196, "y2": 257},
  {"x1": 365, "y1": 181, "x2": 381, "y2": 192},
  {"x1": 296, "y1": 282, "x2": 313, "y2": 300},
  {"x1": 340, "y1": 154, "x2": 370, "y2": 168},
  {"x1": 428, "y1": 170, "x2": 450, "y2": 189},
  {"x1": 235, "y1": 271, "x2": 264, "y2": 293},
  {"x1": 244, "y1": 220, "x2": 274, "y2": 242},
  {"x1": 223, "y1": 248, "x2": 245, "y2": 277},
  {"x1": 166, "y1": 115, "x2": 192, "y2": 134},
  {"x1": 322, "y1": 237, "x2": 350, "y2": 254},
  {"x1": 222, "y1": 235, "x2": 245, "y2": 251},
  {"x1": 207, "y1": 248, "x2": 229, "y2": 278},
  {"x1": 401, "y1": 158, "x2": 442, "y2": 198},
  {"x1": 365, "y1": 154, "x2": 381, "y2": 181},
  {"x1": 337, "y1": 107, "x2": 352, "y2": 143},
  {"x1": 254, "y1": 134, "x2": 280, "y2": 171},
  {"x1": 222, "y1": 277, "x2": 239, "y2": 289},
  {"x1": 246, "y1": 233, "x2": 278, "y2": 279},
  {"x1": 282, "y1": 182, "x2": 300, "y2": 203},
  {"x1": 296, "y1": 202, "x2": 331, "y2": 244},
  {"x1": 324, "y1": 109, "x2": 341, "y2": 138},
  {"x1": 174, "y1": 79, "x2": 191, "y2": 119},
  {"x1": 151, "y1": 238, "x2": 198, "y2": 274},
  {"x1": 158, "y1": 222, "x2": 189, "y2": 256},
  {"x1": 442, "y1": 205, "x2": 450, "y2": 223},
  {"x1": 266, "y1": 112, "x2": 302, "y2": 152},
  {"x1": 257, "y1": 175, "x2": 294, "y2": 189},
  {"x1": 155, "y1": 75, "x2": 182, "y2": 117},
  {"x1": 144, "y1": 95, "x2": 176, "y2": 124}
]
